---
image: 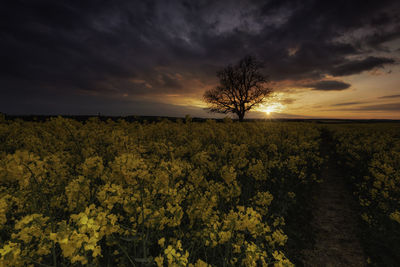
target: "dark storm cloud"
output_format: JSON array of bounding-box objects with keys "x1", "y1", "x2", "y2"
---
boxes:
[
  {"x1": 1, "y1": 0, "x2": 400, "y2": 115},
  {"x1": 329, "y1": 56, "x2": 396, "y2": 76},
  {"x1": 251, "y1": 0, "x2": 399, "y2": 79},
  {"x1": 365, "y1": 28, "x2": 400, "y2": 49},
  {"x1": 304, "y1": 80, "x2": 351, "y2": 91}
]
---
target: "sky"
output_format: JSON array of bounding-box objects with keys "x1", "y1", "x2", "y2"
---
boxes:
[{"x1": 1, "y1": 0, "x2": 400, "y2": 119}]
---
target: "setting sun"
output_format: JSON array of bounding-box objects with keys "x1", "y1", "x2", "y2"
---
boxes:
[{"x1": 259, "y1": 103, "x2": 285, "y2": 115}]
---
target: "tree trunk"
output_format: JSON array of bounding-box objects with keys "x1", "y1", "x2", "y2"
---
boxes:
[{"x1": 238, "y1": 112, "x2": 244, "y2": 122}]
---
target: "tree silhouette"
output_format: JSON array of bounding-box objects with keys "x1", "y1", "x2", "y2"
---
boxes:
[{"x1": 203, "y1": 55, "x2": 272, "y2": 121}]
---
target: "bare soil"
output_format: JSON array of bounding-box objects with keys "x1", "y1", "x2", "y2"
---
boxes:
[{"x1": 301, "y1": 140, "x2": 366, "y2": 266}]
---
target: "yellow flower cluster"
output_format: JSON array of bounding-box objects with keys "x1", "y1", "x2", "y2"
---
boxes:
[
  {"x1": 49, "y1": 204, "x2": 120, "y2": 264},
  {"x1": 0, "y1": 117, "x2": 323, "y2": 266},
  {"x1": 331, "y1": 124, "x2": 400, "y2": 265},
  {"x1": 389, "y1": 211, "x2": 400, "y2": 224},
  {"x1": 0, "y1": 194, "x2": 11, "y2": 229}
]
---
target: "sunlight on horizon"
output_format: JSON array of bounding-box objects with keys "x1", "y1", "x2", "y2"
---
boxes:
[{"x1": 258, "y1": 102, "x2": 285, "y2": 116}]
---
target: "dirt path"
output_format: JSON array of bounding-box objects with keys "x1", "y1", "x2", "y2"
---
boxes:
[{"x1": 301, "y1": 137, "x2": 366, "y2": 266}]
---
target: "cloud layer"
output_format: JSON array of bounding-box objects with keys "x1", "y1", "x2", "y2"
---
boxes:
[
  {"x1": 1, "y1": 0, "x2": 399, "y2": 115},
  {"x1": 378, "y1": 94, "x2": 400, "y2": 99},
  {"x1": 305, "y1": 80, "x2": 351, "y2": 91}
]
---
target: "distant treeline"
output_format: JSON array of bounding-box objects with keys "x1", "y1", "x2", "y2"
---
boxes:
[{"x1": 0, "y1": 113, "x2": 399, "y2": 124}]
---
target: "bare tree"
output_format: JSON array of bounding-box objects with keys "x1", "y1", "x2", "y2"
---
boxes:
[{"x1": 203, "y1": 55, "x2": 272, "y2": 121}]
